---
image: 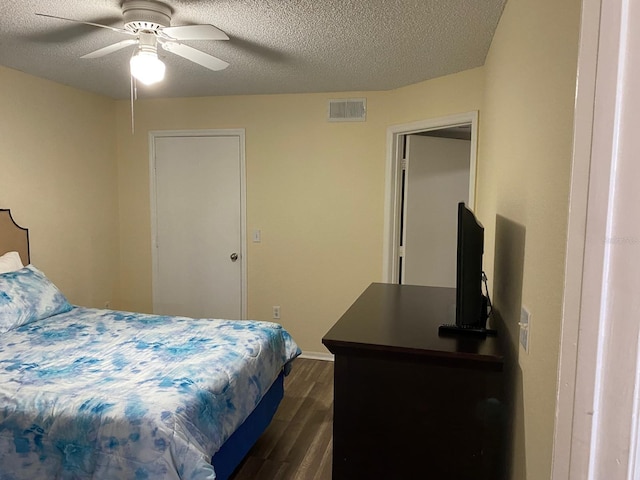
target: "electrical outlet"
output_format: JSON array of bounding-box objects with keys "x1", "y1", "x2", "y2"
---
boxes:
[
  {"x1": 519, "y1": 306, "x2": 531, "y2": 353},
  {"x1": 272, "y1": 306, "x2": 280, "y2": 319}
]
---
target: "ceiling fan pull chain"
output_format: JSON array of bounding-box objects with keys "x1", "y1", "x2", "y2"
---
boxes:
[{"x1": 130, "y1": 75, "x2": 136, "y2": 135}]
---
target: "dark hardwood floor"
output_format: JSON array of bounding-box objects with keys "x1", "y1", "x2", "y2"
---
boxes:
[{"x1": 230, "y1": 358, "x2": 334, "y2": 480}]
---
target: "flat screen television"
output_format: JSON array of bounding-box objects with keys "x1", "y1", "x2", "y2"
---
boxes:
[{"x1": 439, "y1": 202, "x2": 495, "y2": 337}]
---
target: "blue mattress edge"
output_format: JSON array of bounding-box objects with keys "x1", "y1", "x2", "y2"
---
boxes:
[{"x1": 211, "y1": 370, "x2": 285, "y2": 479}]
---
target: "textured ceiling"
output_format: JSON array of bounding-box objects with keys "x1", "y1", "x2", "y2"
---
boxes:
[{"x1": 0, "y1": 0, "x2": 506, "y2": 100}]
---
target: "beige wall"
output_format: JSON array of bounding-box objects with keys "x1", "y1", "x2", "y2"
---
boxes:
[
  {"x1": 0, "y1": 66, "x2": 119, "y2": 307},
  {"x1": 114, "y1": 67, "x2": 484, "y2": 353},
  {"x1": 476, "y1": 0, "x2": 581, "y2": 478}
]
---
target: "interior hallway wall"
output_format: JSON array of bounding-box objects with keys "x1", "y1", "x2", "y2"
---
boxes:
[{"x1": 475, "y1": 0, "x2": 582, "y2": 477}]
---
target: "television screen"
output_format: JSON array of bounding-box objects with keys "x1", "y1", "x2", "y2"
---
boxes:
[
  {"x1": 438, "y1": 202, "x2": 495, "y2": 337},
  {"x1": 455, "y1": 202, "x2": 485, "y2": 327}
]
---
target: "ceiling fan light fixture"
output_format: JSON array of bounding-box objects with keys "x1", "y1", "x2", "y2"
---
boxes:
[
  {"x1": 130, "y1": 49, "x2": 165, "y2": 85},
  {"x1": 37, "y1": 3, "x2": 230, "y2": 91}
]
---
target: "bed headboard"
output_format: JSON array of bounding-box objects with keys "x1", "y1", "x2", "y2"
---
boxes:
[{"x1": 0, "y1": 209, "x2": 30, "y2": 265}]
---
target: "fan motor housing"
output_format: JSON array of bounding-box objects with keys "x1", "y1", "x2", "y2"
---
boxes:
[{"x1": 122, "y1": 0, "x2": 172, "y2": 32}]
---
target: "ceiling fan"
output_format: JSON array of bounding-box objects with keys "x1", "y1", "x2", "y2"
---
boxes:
[{"x1": 36, "y1": 0, "x2": 229, "y2": 85}]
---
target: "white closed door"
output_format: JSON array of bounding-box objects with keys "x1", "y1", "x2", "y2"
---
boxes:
[
  {"x1": 402, "y1": 135, "x2": 470, "y2": 287},
  {"x1": 152, "y1": 133, "x2": 244, "y2": 319}
]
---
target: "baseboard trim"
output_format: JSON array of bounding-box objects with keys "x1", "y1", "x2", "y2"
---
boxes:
[{"x1": 299, "y1": 351, "x2": 334, "y2": 362}]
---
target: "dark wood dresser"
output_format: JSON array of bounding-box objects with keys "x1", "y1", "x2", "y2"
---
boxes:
[{"x1": 322, "y1": 283, "x2": 506, "y2": 479}]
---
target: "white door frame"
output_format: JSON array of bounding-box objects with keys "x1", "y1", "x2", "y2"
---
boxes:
[
  {"x1": 148, "y1": 129, "x2": 247, "y2": 319},
  {"x1": 382, "y1": 111, "x2": 479, "y2": 283},
  {"x1": 553, "y1": 0, "x2": 640, "y2": 477}
]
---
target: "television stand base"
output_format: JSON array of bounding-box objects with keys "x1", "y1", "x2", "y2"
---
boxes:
[{"x1": 438, "y1": 324, "x2": 498, "y2": 338}]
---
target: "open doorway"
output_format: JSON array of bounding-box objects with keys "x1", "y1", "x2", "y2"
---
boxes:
[{"x1": 382, "y1": 112, "x2": 478, "y2": 284}]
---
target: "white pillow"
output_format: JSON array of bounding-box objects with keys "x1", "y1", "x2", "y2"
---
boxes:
[{"x1": 0, "y1": 251, "x2": 24, "y2": 274}]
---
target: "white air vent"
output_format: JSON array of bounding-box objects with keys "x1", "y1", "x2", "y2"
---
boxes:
[{"x1": 328, "y1": 98, "x2": 366, "y2": 122}]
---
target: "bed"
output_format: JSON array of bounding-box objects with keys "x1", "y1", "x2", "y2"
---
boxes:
[{"x1": 0, "y1": 209, "x2": 300, "y2": 479}]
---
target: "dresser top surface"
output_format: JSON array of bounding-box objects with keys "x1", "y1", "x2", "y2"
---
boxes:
[{"x1": 322, "y1": 283, "x2": 504, "y2": 368}]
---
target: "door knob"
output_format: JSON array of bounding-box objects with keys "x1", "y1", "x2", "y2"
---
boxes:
[{"x1": 230, "y1": 253, "x2": 238, "y2": 261}]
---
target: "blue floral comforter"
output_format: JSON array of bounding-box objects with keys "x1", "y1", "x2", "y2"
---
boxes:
[{"x1": 0, "y1": 307, "x2": 300, "y2": 479}]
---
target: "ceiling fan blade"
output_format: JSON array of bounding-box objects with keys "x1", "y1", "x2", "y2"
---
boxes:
[
  {"x1": 162, "y1": 42, "x2": 229, "y2": 71},
  {"x1": 81, "y1": 39, "x2": 138, "y2": 59},
  {"x1": 35, "y1": 13, "x2": 133, "y2": 36},
  {"x1": 161, "y1": 25, "x2": 229, "y2": 41}
]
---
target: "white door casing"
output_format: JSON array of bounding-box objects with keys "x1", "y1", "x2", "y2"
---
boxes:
[
  {"x1": 383, "y1": 111, "x2": 478, "y2": 283},
  {"x1": 553, "y1": 0, "x2": 640, "y2": 477},
  {"x1": 149, "y1": 130, "x2": 247, "y2": 320},
  {"x1": 402, "y1": 135, "x2": 470, "y2": 287}
]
